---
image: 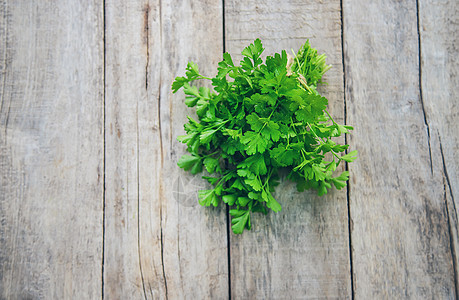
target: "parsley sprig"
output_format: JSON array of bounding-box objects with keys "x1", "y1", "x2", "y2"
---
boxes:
[{"x1": 173, "y1": 39, "x2": 357, "y2": 234}]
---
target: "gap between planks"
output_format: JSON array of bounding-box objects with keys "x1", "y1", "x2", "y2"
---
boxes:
[{"x1": 340, "y1": 0, "x2": 355, "y2": 298}]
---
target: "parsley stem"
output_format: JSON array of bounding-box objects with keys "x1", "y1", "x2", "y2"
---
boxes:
[
  {"x1": 307, "y1": 122, "x2": 324, "y2": 143},
  {"x1": 261, "y1": 168, "x2": 274, "y2": 190},
  {"x1": 203, "y1": 150, "x2": 220, "y2": 158},
  {"x1": 215, "y1": 169, "x2": 236, "y2": 187},
  {"x1": 307, "y1": 122, "x2": 341, "y2": 160},
  {"x1": 290, "y1": 117, "x2": 306, "y2": 147},
  {"x1": 209, "y1": 119, "x2": 230, "y2": 129},
  {"x1": 298, "y1": 77, "x2": 313, "y2": 93},
  {"x1": 198, "y1": 75, "x2": 212, "y2": 80},
  {"x1": 257, "y1": 102, "x2": 279, "y2": 133},
  {"x1": 324, "y1": 110, "x2": 337, "y2": 125}
]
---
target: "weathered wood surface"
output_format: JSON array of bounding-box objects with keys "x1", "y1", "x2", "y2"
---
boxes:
[
  {"x1": 0, "y1": 1, "x2": 104, "y2": 299},
  {"x1": 104, "y1": 0, "x2": 227, "y2": 299},
  {"x1": 419, "y1": 2, "x2": 459, "y2": 294},
  {"x1": 0, "y1": 0, "x2": 458, "y2": 299},
  {"x1": 344, "y1": 0, "x2": 457, "y2": 298}
]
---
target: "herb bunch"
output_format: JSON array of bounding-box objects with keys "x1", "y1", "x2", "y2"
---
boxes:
[{"x1": 172, "y1": 39, "x2": 357, "y2": 234}]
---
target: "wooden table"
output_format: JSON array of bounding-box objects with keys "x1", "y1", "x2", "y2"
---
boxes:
[{"x1": 1, "y1": 0, "x2": 457, "y2": 298}]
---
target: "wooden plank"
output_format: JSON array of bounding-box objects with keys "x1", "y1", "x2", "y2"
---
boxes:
[
  {"x1": 418, "y1": 1, "x2": 459, "y2": 294},
  {"x1": 104, "y1": 1, "x2": 154, "y2": 298},
  {"x1": 0, "y1": 1, "x2": 104, "y2": 299},
  {"x1": 225, "y1": 1, "x2": 352, "y2": 298},
  {"x1": 419, "y1": 0, "x2": 459, "y2": 201},
  {"x1": 159, "y1": 1, "x2": 229, "y2": 298},
  {"x1": 104, "y1": 0, "x2": 228, "y2": 298},
  {"x1": 343, "y1": 0, "x2": 456, "y2": 297}
]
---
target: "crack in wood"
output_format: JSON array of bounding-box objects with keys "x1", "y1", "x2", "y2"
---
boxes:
[
  {"x1": 137, "y1": 100, "x2": 147, "y2": 300},
  {"x1": 138, "y1": 3, "x2": 151, "y2": 299},
  {"x1": 102, "y1": 0, "x2": 107, "y2": 298},
  {"x1": 1, "y1": 0, "x2": 9, "y2": 138},
  {"x1": 177, "y1": 191, "x2": 183, "y2": 292},
  {"x1": 340, "y1": 0, "x2": 355, "y2": 298},
  {"x1": 443, "y1": 184, "x2": 458, "y2": 298},
  {"x1": 438, "y1": 134, "x2": 458, "y2": 231},
  {"x1": 144, "y1": 3, "x2": 150, "y2": 91},
  {"x1": 439, "y1": 135, "x2": 459, "y2": 298},
  {"x1": 155, "y1": 1, "x2": 168, "y2": 298},
  {"x1": 139, "y1": 4, "x2": 150, "y2": 299},
  {"x1": 148, "y1": 282, "x2": 154, "y2": 299},
  {"x1": 415, "y1": 0, "x2": 433, "y2": 175},
  {"x1": 160, "y1": 225, "x2": 168, "y2": 299},
  {"x1": 158, "y1": 67, "x2": 168, "y2": 300},
  {"x1": 225, "y1": 204, "x2": 232, "y2": 296}
]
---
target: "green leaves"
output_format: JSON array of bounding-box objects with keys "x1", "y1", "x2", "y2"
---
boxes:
[
  {"x1": 177, "y1": 155, "x2": 202, "y2": 174},
  {"x1": 291, "y1": 93, "x2": 328, "y2": 123},
  {"x1": 331, "y1": 171, "x2": 350, "y2": 190},
  {"x1": 172, "y1": 62, "x2": 202, "y2": 93},
  {"x1": 183, "y1": 84, "x2": 211, "y2": 107},
  {"x1": 341, "y1": 150, "x2": 358, "y2": 162},
  {"x1": 203, "y1": 157, "x2": 220, "y2": 173},
  {"x1": 246, "y1": 113, "x2": 281, "y2": 142},
  {"x1": 246, "y1": 113, "x2": 265, "y2": 131},
  {"x1": 263, "y1": 189, "x2": 282, "y2": 212},
  {"x1": 173, "y1": 39, "x2": 357, "y2": 234},
  {"x1": 198, "y1": 189, "x2": 220, "y2": 207},
  {"x1": 240, "y1": 131, "x2": 269, "y2": 155},
  {"x1": 241, "y1": 38, "x2": 264, "y2": 67},
  {"x1": 290, "y1": 40, "x2": 332, "y2": 87},
  {"x1": 263, "y1": 121, "x2": 281, "y2": 142},
  {"x1": 238, "y1": 153, "x2": 267, "y2": 175},
  {"x1": 230, "y1": 209, "x2": 251, "y2": 234}
]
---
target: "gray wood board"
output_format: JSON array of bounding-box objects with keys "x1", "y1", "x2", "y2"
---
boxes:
[
  {"x1": 343, "y1": 0, "x2": 457, "y2": 298},
  {"x1": 103, "y1": 0, "x2": 228, "y2": 298},
  {"x1": 419, "y1": 1, "x2": 459, "y2": 296},
  {"x1": 225, "y1": 0, "x2": 352, "y2": 298},
  {"x1": 0, "y1": 1, "x2": 104, "y2": 299}
]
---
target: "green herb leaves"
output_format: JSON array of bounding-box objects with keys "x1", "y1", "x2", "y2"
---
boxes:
[{"x1": 172, "y1": 39, "x2": 357, "y2": 234}]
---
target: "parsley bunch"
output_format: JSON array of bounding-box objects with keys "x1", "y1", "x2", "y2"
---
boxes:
[{"x1": 173, "y1": 39, "x2": 357, "y2": 234}]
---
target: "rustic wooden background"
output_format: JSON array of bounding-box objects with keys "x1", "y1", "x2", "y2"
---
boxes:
[{"x1": 1, "y1": 0, "x2": 458, "y2": 299}]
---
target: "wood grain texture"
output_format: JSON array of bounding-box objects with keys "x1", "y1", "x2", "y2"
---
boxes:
[
  {"x1": 343, "y1": 0, "x2": 456, "y2": 298},
  {"x1": 104, "y1": 0, "x2": 228, "y2": 298},
  {"x1": 419, "y1": 0, "x2": 459, "y2": 202},
  {"x1": 156, "y1": 0, "x2": 228, "y2": 298},
  {"x1": 0, "y1": 1, "x2": 104, "y2": 299},
  {"x1": 1, "y1": 1, "x2": 458, "y2": 298},
  {"x1": 104, "y1": 1, "x2": 156, "y2": 298},
  {"x1": 418, "y1": 1, "x2": 459, "y2": 294},
  {"x1": 226, "y1": 0, "x2": 352, "y2": 298}
]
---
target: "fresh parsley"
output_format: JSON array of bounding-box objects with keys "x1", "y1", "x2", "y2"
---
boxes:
[{"x1": 173, "y1": 39, "x2": 357, "y2": 234}]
